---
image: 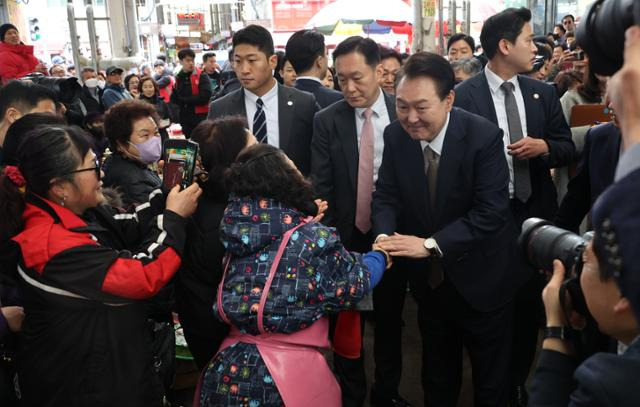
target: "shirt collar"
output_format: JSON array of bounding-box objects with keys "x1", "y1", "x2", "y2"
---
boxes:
[
  {"x1": 420, "y1": 112, "x2": 450, "y2": 155},
  {"x1": 485, "y1": 65, "x2": 519, "y2": 94},
  {"x1": 245, "y1": 79, "x2": 279, "y2": 105},
  {"x1": 355, "y1": 88, "x2": 385, "y2": 118},
  {"x1": 296, "y1": 76, "x2": 323, "y2": 85}
]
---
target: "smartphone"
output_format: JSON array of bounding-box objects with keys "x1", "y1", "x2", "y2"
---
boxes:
[
  {"x1": 163, "y1": 139, "x2": 199, "y2": 190},
  {"x1": 575, "y1": 50, "x2": 584, "y2": 61}
]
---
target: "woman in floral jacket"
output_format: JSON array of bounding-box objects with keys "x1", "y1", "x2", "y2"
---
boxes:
[{"x1": 198, "y1": 144, "x2": 389, "y2": 406}]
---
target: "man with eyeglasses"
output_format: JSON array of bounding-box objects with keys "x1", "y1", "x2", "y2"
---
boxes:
[{"x1": 101, "y1": 66, "x2": 132, "y2": 110}]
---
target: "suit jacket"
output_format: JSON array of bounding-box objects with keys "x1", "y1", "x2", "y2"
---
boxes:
[
  {"x1": 454, "y1": 72, "x2": 574, "y2": 221},
  {"x1": 294, "y1": 78, "x2": 343, "y2": 109},
  {"x1": 311, "y1": 92, "x2": 396, "y2": 246},
  {"x1": 371, "y1": 108, "x2": 518, "y2": 311},
  {"x1": 79, "y1": 85, "x2": 104, "y2": 115},
  {"x1": 554, "y1": 122, "x2": 621, "y2": 232},
  {"x1": 529, "y1": 340, "x2": 640, "y2": 406},
  {"x1": 207, "y1": 83, "x2": 318, "y2": 175}
]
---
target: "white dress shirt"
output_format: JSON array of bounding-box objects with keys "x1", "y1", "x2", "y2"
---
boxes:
[
  {"x1": 355, "y1": 88, "x2": 391, "y2": 184},
  {"x1": 485, "y1": 65, "x2": 528, "y2": 198},
  {"x1": 295, "y1": 75, "x2": 323, "y2": 84},
  {"x1": 244, "y1": 80, "x2": 281, "y2": 148}
]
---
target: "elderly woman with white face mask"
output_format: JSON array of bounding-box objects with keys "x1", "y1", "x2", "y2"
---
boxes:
[{"x1": 102, "y1": 99, "x2": 164, "y2": 209}]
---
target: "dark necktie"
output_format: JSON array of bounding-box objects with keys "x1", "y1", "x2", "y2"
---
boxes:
[
  {"x1": 500, "y1": 81, "x2": 531, "y2": 203},
  {"x1": 424, "y1": 145, "x2": 443, "y2": 289},
  {"x1": 253, "y1": 97, "x2": 267, "y2": 144}
]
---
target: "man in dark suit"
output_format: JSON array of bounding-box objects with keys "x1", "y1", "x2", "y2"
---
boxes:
[
  {"x1": 207, "y1": 25, "x2": 318, "y2": 175},
  {"x1": 554, "y1": 121, "x2": 621, "y2": 232},
  {"x1": 311, "y1": 36, "x2": 401, "y2": 407},
  {"x1": 529, "y1": 167, "x2": 640, "y2": 407},
  {"x1": 453, "y1": 9, "x2": 574, "y2": 403},
  {"x1": 375, "y1": 52, "x2": 518, "y2": 407},
  {"x1": 286, "y1": 29, "x2": 343, "y2": 109}
]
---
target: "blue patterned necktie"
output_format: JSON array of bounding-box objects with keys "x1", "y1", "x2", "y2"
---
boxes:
[{"x1": 253, "y1": 98, "x2": 267, "y2": 144}]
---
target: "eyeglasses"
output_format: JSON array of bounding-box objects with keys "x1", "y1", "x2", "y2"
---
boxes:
[{"x1": 67, "y1": 157, "x2": 101, "y2": 180}]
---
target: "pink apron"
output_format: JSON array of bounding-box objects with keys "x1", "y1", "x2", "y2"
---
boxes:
[{"x1": 195, "y1": 219, "x2": 342, "y2": 407}]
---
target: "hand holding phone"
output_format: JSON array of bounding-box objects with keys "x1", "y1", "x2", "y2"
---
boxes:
[{"x1": 163, "y1": 139, "x2": 199, "y2": 190}]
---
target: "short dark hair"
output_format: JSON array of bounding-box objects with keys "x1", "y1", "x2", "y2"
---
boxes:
[
  {"x1": 81, "y1": 66, "x2": 95, "y2": 75},
  {"x1": 104, "y1": 99, "x2": 159, "y2": 147},
  {"x1": 0, "y1": 80, "x2": 56, "y2": 119},
  {"x1": 225, "y1": 144, "x2": 316, "y2": 216},
  {"x1": 138, "y1": 76, "x2": 159, "y2": 95},
  {"x1": 232, "y1": 25, "x2": 275, "y2": 57},
  {"x1": 480, "y1": 7, "x2": 532, "y2": 60},
  {"x1": 379, "y1": 45, "x2": 403, "y2": 66},
  {"x1": 202, "y1": 52, "x2": 217, "y2": 62},
  {"x1": 555, "y1": 23, "x2": 566, "y2": 34},
  {"x1": 565, "y1": 31, "x2": 575, "y2": 39},
  {"x1": 400, "y1": 52, "x2": 455, "y2": 100},
  {"x1": 1, "y1": 112, "x2": 66, "y2": 166},
  {"x1": 285, "y1": 29, "x2": 326, "y2": 74},
  {"x1": 562, "y1": 14, "x2": 575, "y2": 22},
  {"x1": 190, "y1": 116, "x2": 249, "y2": 200},
  {"x1": 333, "y1": 36, "x2": 380, "y2": 67},
  {"x1": 447, "y1": 33, "x2": 475, "y2": 53},
  {"x1": 124, "y1": 74, "x2": 139, "y2": 92},
  {"x1": 178, "y1": 48, "x2": 196, "y2": 60}
]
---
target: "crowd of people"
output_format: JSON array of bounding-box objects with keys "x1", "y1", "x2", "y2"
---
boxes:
[{"x1": 1, "y1": 4, "x2": 640, "y2": 407}]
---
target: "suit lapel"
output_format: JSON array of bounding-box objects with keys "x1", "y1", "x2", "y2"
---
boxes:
[
  {"x1": 434, "y1": 110, "x2": 465, "y2": 217},
  {"x1": 383, "y1": 91, "x2": 397, "y2": 121},
  {"x1": 470, "y1": 72, "x2": 498, "y2": 124},
  {"x1": 337, "y1": 102, "x2": 359, "y2": 191},
  {"x1": 278, "y1": 84, "x2": 294, "y2": 151},
  {"x1": 518, "y1": 76, "x2": 542, "y2": 139}
]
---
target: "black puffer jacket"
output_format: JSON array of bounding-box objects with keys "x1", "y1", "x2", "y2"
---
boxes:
[{"x1": 102, "y1": 153, "x2": 162, "y2": 209}]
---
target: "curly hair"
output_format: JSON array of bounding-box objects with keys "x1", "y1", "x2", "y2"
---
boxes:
[
  {"x1": 190, "y1": 116, "x2": 250, "y2": 201},
  {"x1": 225, "y1": 144, "x2": 316, "y2": 216},
  {"x1": 104, "y1": 99, "x2": 160, "y2": 147}
]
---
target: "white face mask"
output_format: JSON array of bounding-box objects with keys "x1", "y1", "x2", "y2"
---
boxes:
[
  {"x1": 85, "y1": 78, "x2": 99, "y2": 88},
  {"x1": 97, "y1": 80, "x2": 106, "y2": 89}
]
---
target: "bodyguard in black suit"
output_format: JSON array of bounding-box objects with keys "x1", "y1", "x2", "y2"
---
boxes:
[
  {"x1": 554, "y1": 122, "x2": 621, "y2": 232},
  {"x1": 529, "y1": 167, "x2": 640, "y2": 407},
  {"x1": 311, "y1": 37, "x2": 401, "y2": 407},
  {"x1": 453, "y1": 9, "x2": 574, "y2": 403},
  {"x1": 207, "y1": 25, "x2": 318, "y2": 175},
  {"x1": 286, "y1": 29, "x2": 343, "y2": 109},
  {"x1": 375, "y1": 53, "x2": 518, "y2": 407}
]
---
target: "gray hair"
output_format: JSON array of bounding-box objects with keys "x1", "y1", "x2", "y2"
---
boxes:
[{"x1": 450, "y1": 58, "x2": 482, "y2": 77}]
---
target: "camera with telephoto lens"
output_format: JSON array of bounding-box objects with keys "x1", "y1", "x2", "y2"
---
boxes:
[
  {"x1": 576, "y1": 0, "x2": 640, "y2": 75},
  {"x1": 518, "y1": 218, "x2": 593, "y2": 317},
  {"x1": 519, "y1": 218, "x2": 609, "y2": 359}
]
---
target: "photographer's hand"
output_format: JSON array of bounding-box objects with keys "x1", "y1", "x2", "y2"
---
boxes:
[
  {"x1": 610, "y1": 26, "x2": 640, "y2": 150},
  {"x1": 542, "y1": 260, "x2": 575, "y2": 356},
  {"x1": 542, "y1": 260, "x2": 567, "y2": 326}
]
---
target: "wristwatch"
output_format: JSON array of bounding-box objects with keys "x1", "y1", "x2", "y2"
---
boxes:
[
  {"x1": 543, "y1": 326, "x2": 574, "y2": 341},
  {"x1": 423, "y1": 238, "x2": 439, "y2": 257}
]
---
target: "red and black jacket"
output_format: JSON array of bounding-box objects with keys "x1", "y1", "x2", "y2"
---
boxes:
[{"x1": 11, "y1": 190, "x2": 186, "y2": 406}]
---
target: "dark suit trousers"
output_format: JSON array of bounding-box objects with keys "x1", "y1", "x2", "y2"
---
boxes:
[
  {"x1": 372, "y1": 262, "x2": 408, "y2": 397},
  {"x1": 417, "y1": 279, "x2": 514, "y2": 407},
  {"x1": 330, "y1": 227, "x2": 371, "y2": 407},
  {"x1": 509, "y1": 199, "x2": 546, "y2": 386}
]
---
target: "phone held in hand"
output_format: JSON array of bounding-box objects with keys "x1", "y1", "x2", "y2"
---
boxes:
[{"x1": 163, "y1": 139, "x2": 199, "y2": 190}]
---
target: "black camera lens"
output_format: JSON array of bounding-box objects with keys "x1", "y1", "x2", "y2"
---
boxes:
[
  {"x1": 576, "y1": 0, "x2": 640, "y2": 75},
  {"x1": 518, "y1": 218, "x2": 589, "y2": 272}
]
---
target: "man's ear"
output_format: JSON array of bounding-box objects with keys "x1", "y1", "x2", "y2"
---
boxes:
[
  {"x1": 445, "y1": 90, "x2": 455, "y2": 112},
  {"x1": 498, "y1": 39, "x2": 511, "y2": 57},
  {"x1": 268, "y1": 54, "x2": 278, "y2": 71},
  {"x1": 5, "y1": 107, "x2": 22, "y2": 125},
  {"x1": 613, "y1": 297, "x2": 632, "y2": 315},
  {"x1": 374, "y1": 63, "x2": 383, "y2": 82}
]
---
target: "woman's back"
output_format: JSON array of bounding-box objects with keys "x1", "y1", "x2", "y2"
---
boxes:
[{"x1": 217, "y1": 197, "x2": 370, "y2": 335}]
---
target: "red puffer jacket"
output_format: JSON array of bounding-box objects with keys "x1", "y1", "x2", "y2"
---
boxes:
[{"x1": 0, "y1": 42, "x2": 40, "y2": 83}]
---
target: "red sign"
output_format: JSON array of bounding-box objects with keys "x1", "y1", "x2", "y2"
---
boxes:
[
  {"x1": 177, "y1": 12, "x2": 205, "y2": 30},
  {"x1": 271, "y1": 0, "x2": 338, "y2": 32}
]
